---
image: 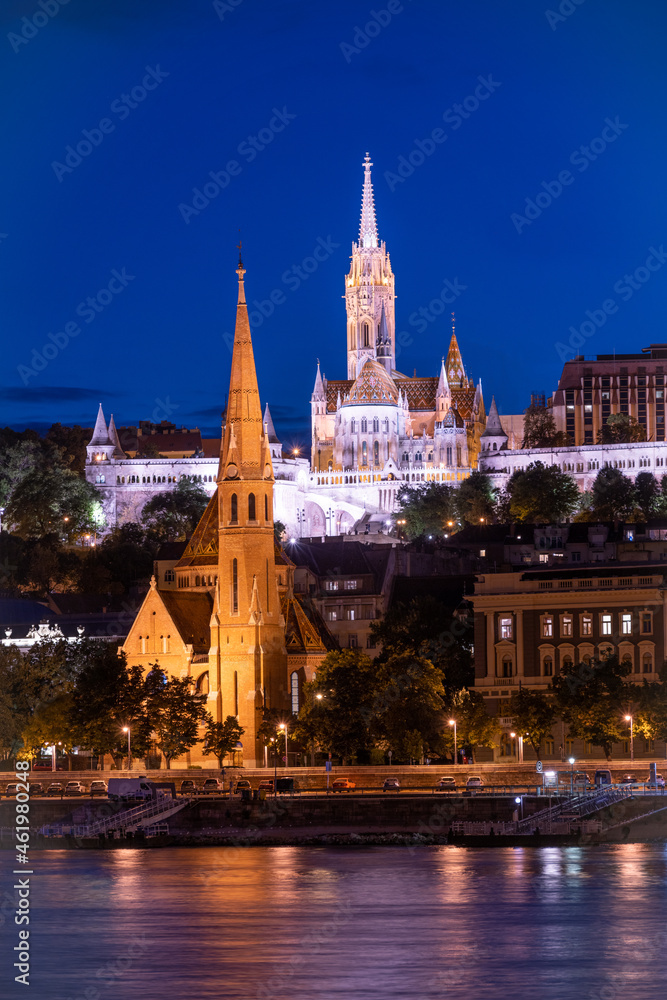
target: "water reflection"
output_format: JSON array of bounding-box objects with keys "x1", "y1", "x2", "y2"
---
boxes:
[{"x1": 15, "y1": 844, "x2": 667, "y2": 1000}]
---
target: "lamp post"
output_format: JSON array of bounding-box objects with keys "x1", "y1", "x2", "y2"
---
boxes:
[
  {"x1": 449, "y1": 719, "x2": 457, "y2": 765},
  {"x1": 625, "y1": 714, "x2": 634, "y2": 762},
  {"x1": 569, "y1": 756, "x2": 575, "y2": 796},
  {"x1": 278, "y1": 722, "x2": 288, "y2": 770},
  {"x1": 510, "y1": 731, "x2": 524, "y2": 763},
  {"x1": 122, "y1": 726, "x2": 131, "y2": 770}
]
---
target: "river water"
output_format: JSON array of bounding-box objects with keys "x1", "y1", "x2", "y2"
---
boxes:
[{"x1": 3, "y1": 844, "x2": 667, "y2": 1000}]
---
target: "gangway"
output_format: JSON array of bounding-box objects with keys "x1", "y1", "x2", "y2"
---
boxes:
[
  {"x1": 516, "y1": 784, "x2": 633, "y2": 834},
  {"x1": 39, "y1": 794, "x2": 190, "y2": 839}
]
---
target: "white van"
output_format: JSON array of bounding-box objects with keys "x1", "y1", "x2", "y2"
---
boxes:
[{"x1": 107, "y1": 778, "x2": 157, "y2": 802}]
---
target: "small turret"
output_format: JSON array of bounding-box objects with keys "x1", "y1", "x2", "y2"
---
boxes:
[{"x1": 480, "y1": 397, "x2": 508, "y2": 452}]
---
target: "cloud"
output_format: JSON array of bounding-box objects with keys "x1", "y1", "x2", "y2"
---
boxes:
[{"x1": 0, "y1": 386, "x2": 118, "y2": 403}]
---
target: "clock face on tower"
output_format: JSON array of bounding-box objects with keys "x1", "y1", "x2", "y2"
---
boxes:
[
  {"x1": 264, "y1": 463, "x2": 272, "y2": 479},
  {"x1": 225, "y1": 464, "x2": 238, "y2": 479}
]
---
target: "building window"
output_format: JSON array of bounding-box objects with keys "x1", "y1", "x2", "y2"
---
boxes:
[
  {"x1": 366, "y1": 636, "x2": 376, "y2": 649},
  {"x1": 349, "y1": 634, "x2": 358, "y2": 647},
  {"x1": 374, "y1": 440, "x2": 380, "y2": 465},
  {"x1": 600, "y1": 614, "x2": 612, "y2": 636},
  {"x1": 581, "y1": 615, "x2": 593, "y2": 636},
  {"x1": 501, "y1": 656, "x2": 513, "y2": 677},
  {"x1": 499, "y1": 616, "x2": 513, "y2": 640},
  {"x1": 291, "y1": 671, "x2": 299, "y2": 714},
  {"x1": 621, "y1": 613, "x2": 632, "y2": 635},
  {"x1": 561, "y1": 615, "x2": 573, "y2": 637},
  {"x1": 232, "y1": 558, "x2": 238, "y2": 614},
  {"x1": 248, "y1": 493, "x2": 256, "y2": 521},
  {"x1": 641, "y1": 612, "x2": 653, "y2": 634},
  {"x1": 324, "y1": 581, "x2": 339, "y2": 591},
  {"x1": 545, "y1": 740, "x2": 554, "y2": 756},
  {"x1": 231, "y1": 493, "x2": 238, "y2": 523},
  {"x1": 361, "y1": 417, "x2": 368, "y2": 433},
  {"x1": 479, "y1": 549, "x2": 486, "y2": 557},
  {"x1": 362, "y1": 441, "x2": 368, "y2": 465},
  {"x1": 543, "y1": 656, "x2": 553, "y2": 677},
  {"x1": 562, "y1": 655, "x2": 573, "y2": 671},
  {"x1": 538, "y1": 553, "x2": 549, "y2": 564},
  {"x1": 326, "y1": 610, "x2": 337, "y2": 622},
  {"x1": 643, "y1": 652, "x2": 653, "y2": 674},
  {"x1": 344, "y1": 579, "x2": 358, "y2": 590},
  {"x1": 161, "y1": 635, "x2": 170, "y2": 654},
  {"x1": 164, "y1": 569, "x2": 175, "y2": 583},
  {"x1": 346, "y1": 609, "x2": 355, "y2": 621},
  {"x1": 373, "y1": 417, "x2": 379, "y2": 433},
  {"x1": 542, "y1": 615, "x2": 554, "y2": 638}
]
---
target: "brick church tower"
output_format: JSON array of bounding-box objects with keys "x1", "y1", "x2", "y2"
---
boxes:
[{"x1": 207, "y1": 256, "x2": 288, "y2": 765}]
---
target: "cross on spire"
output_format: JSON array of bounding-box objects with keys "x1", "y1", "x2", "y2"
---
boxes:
[{"x1": 359, "y1": 152, "x2": 379, "y2": 249}]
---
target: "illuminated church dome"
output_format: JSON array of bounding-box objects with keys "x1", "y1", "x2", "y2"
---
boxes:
[{"x1": 345, "y1": 359, "x2": 399, "y2": 406}]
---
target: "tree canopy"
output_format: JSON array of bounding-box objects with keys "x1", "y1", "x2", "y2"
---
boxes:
[
  {"x1": 597, "y1": 413, "x2": 646, "y2": 444},
  {"x1": 522, "y1": 404, "x2": 570, "y2": 448},
  {"x1": 506, "y1": 461, "x2": 580, "y2": 523},
  {"x1": 141, "y1": 478, "x2": 210, "y2": 540},
  {"x1": 553, "y1": 654, "x2": 631, "y2": 760}
]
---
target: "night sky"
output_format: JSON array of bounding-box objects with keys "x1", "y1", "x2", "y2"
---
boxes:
[{"x1": 2, "y1": 0, "x2": 667, "y2": 449}]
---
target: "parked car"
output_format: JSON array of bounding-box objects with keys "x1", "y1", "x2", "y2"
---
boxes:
[
  {"x1": 202, "y1": 778, "x2": 224, "y2": 794},
  {"x1": 46, "y1": 783, "x2": 65, "y2": 796},
  {"x1": 435, "y1": 777, "x2": 457, "y2": 792},
  {"x1": 32, "y1": 760, "x2": 65, "y2": 771},
  {"x1": 557, "y1": 770, "x2": 592, "y2": 790},
  {"x1": 258, "y1": 779, "x2": 274, "y2": 792},
  {"x1": 620, "y1": 774, "x2": 640, "y2": 787},
  {"x1": 649, "y1": 773, "x2": 665, "y2": 788},
  {"x1": 332, "y1": 778, "x2": 356, "y2": 793},
  {"x1": 4, "y1": 783, "x2": 19, "y2": 796},
  {"x1": 179, "y1": 779, "x2": 199, "y2": 795},
  {"x1": 89, "y1": 780, "x2": 108, "y2": 797},
  {"x1": 65, "y1": 780, "x2": 87, "y2": 796},
  {"x1": 235, "y1": 779, "x2": 252, "y2": 794},
  {"x1": 465, "y1": 776, "x2": 484, "y2": 794},
  {"x1": 382, "y1": 777, "x2": 400, "y2": 793},
  {"x1": 277, "y1": 777, "x2": 299, "y2": 794},
  {"x1": 594, "y1": 769, "x2": 612, "y2": 787},
  {"x1": 29, "y1": 782, "x2": 44, "y2": 796}
]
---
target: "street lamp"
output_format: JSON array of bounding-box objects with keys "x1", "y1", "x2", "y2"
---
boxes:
[
  {"x1": 569, "y1": 756, "x2": 575, "y2": 796},
  {"x1": 625, "y1": 714, "x2": 634, "y2": 762},
  {"x1": 448, "y1": 719, "x2": 457, "y2": 765},
  {"x1": 510, "y1": 731, "x2": 524, "y2": 763},
  {"x1": 278, "y1": 722, "x2": 288, "y2": 770},
  {"x1": 515, "y1": 795, "x2": 524, "y2": 821},
  {"x1": 122, "y1": 726, "x2": 131, "y2": 770}
]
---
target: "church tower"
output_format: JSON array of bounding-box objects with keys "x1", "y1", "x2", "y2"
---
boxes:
[
  {"x1": 209, "y1": 256, "x2": 288, "y2": 766},
  {"x1": 345, "y1": 154, "x2": 395, "y2": 379}
]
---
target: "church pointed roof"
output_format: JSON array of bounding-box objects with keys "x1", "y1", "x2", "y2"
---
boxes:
[
  {"x1": 176, "y1": 488, "x2": 219, "y2": 567},
  {"x1": 345, "y1": 358, "x2": 399, "y2": 406},
  {"x1": 436, "y1": 357, "x2": 450, "y2": 398},
  {"x1": 263, "y1": 403, "x2": 280, "y2": 444},
  {"x1": 377, "y1": 301, "x2": 390, "y2": 347},
  {"x1": 481, "y1": 397, "x2": 504, "y2": 437},
  {"x1": 443, "y1": 406, "x2": 464, "y2": 429},
  {"x1": 445, "y1": 330, "x2": 466, "y2": 387},
  {"x1": 359, "y1": 153, "x2": 378, "y2": 249},
  {"x1": 89, "y1": 404, "x2": 110, "y2": 446},
  {"x1": 219, "y1": 259, "x2": 271, "y2": 481},
  {"x1": 107, "y1": 414, "x2": 125, "y2": 459},
  {"x1": 311, "y1": 361, "x2": 325, "y2": 402}
]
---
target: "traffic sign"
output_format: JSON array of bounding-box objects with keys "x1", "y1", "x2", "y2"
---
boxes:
[
  {"x1": 536, "y1": 761, "x2": 543, "y2": 773},
  {"x1": 325, "y1": 761, "x2": 332, "y2": 772}
]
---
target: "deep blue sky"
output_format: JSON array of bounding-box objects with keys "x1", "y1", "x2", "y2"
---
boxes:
[{"x1": 2, "y1": 0, "x2": 667, "y2": 448}]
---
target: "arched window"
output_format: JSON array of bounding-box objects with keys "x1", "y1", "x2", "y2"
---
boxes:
[
  {"x1": 248, "y1": 493, "x2": 256, "y2": 520},
  {"x1": 643, "y1": 652, "x2": 653, "y2": 674},
  {"x1": 362, "y1": 441, "x2": 368, "y2": 465},
  {"x1": 373, "y1": 417, "x2": 379, "y2": 433},
  {"x1": 502, "y1": 656, "x2": 513, "y2": 677},
  {"x1": 543, "y1": 656, "x2": 553, "y2": 677},
  {"x1": 232, "y1": 558, "x2": 238, "y2": 613},
  {"x1": 362, "y1": 322, "x2": 370, "y2": 346},
  {"x1": 374, "y1": 441, "x2": 379, "y2": 465},
  {"x1": 195, "y1": 672, "x2": 209, "y2": 695},
  {"x1": 361, "y1": 417, "x2": 368, "y2": 433},
  {"x1": 264, "y1": 494, "x2": 268, "y2": 520},
  {"x1": 195, "y1": 575, "x2": 200, "y2": 587},
  {"x1": 351, "y1": 418, "x2": 356, "y2": 433},
  {"x1": 291, "y1": 671, "x2": 299, "y2": 714},
  {"x1": 562, "y1": 655, "x2": 573, "y2": 671},
  {"x1": 231, "y1": 493, "x2": 238, "y2": 523}
]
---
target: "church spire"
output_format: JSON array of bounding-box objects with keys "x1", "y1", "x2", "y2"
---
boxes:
[
  {"x1": 107, "y1": 414, "x2": 125, "y2": 459},
  {"x1": 436, "y1": 357, "x2": 451, "y2": 418},
  {"x1": 311, "y1": 360, "x2": 325, "y2": 402},
  {"x1": 219, "y1": 259, "x2": 268, "y2": 479},
  {"x1": 445, "y1": 313, "x2": 466, "y2": 388},
  {"x1": 359, "y1": 153, "x2": 378, "y2": 249},
  {"x1": 89, "y1": 404, "x2": 110, "y2": 446}
]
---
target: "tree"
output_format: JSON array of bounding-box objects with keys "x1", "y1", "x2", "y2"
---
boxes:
[
  {"x1": 141, "y1": 478, "x2": 209, "y2": 541},
  {"x1": 202, "y1": 716, "x2": 245, "y2": 768},
  {"x1": 296, "y1": 649, "x2": 379, "y2": 762},
  {"x1": 506, "y1": 461, "x2": 580, "y2": 523},
  {"x1": 522, "y1": 404, "x2": 569, "y2": 448},
  {"x1": 395, "y1": 481, "x2": 456, "y2": 539},
  {"x1": 144, "y1": 666, "x2": 210, "y2": 768},
  {"x1": 597, "y1": 412, "x2": 646, "y2": 444},
  {"x1": 372, "y1": 653, "x2": 447, "y2": 761},
  {"x1": 454, "y1": 471, "x2": 498, "y2": 525},
  {"x1": 508, "y1": 689, "x2": 556, "y2": 757},
  {"x1": 69, "y1": 645, "x2": 152, "y2": 762},
  {"x1": 44, "y1": 423, "x2": 91, "y2": 475},
  {"x1": 583, "y1": 467, "x2": 638, "y2": 521},
  {"x1": 5, "y1": 466, "x2": 103, "y2": 539},
  {"x1": 444, "y1": 690, "x2": 499, "y2": 762},
  {"x1": 20, "y1": 695, "x2": 75, "y2": 757},
  {"x1": 634, "y1": 472, "x2": 661, "y2": 521},
  {"x1": 553, "y1": 654, "x2": 631, "y2": 760}
]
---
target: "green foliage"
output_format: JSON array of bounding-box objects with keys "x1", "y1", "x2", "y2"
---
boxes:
[
  {"x1": 20, "y1": 696, "x2": 75, "y2": 756},
  {"x1": 202, "y1": 715, "x2": 245, "y2": 767},
  {"x1": 553, "y1": 654, "x2": 631, "y2": 760},
  {"x1": 506, "y1": 461, "x2": 580, "y2": 523},
  {"x1": 522, "y1": 404, "x2": 570, "y2": 448},
  {"x1": 144, "y1": 665, "x2": 210, "y2": 768},
  {"x1": 5, "y1": 466, "x2": 103, "y2": 539},
  {"x1": 372, "y1": 653, "x2": 446, "y2": 759},
  {"x1": 141, "y1": 478, "x2": 209, "y2": 541},
  {"x1": 44, "y1": 423, "x2": 91, "y2": 475},
  {"x1": 395, "y1": 481, "x2": 456, "y2": 539},
  {"x1": 597, "y1": 412, "x2": 646, "y2": 444},
  {"x1": 444, "y1": 690, "x2": 500, "y2": 762},
  {"x1": 508, "y1": 688, "x2": 556, "y2": 756},
  {"x1": 581, "y1": 467, "x2": 638, "y2": 521},
  {"x1": 453, "y1": 471, "x2": 498, "y2": 525}
]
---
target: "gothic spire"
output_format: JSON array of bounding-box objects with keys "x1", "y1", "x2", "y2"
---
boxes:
[
  {"x1": 482, "y1": 396, "x2": 504, "y2": 435},
  {"x1": 311, "y1": 360, "x2": 325, "y2": 401},
  {"x1": 263, "y1": 403, "x2": 280, "y2": 444},
  {"x1": 107, "y1": 414, "x2": 125, "y2": 459},
  {"x1": 219, "y1": 260, "x2": 268, "y2": 479},
  {"x1": 359, "y1": 153, "x2": 378, "y2": 249},
  {"x1": 445, "y1": 315, "x2": 466, "y2": 387},
  {"x1": 89, "y1": 404, "x2": 110, "y2": 446}
]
